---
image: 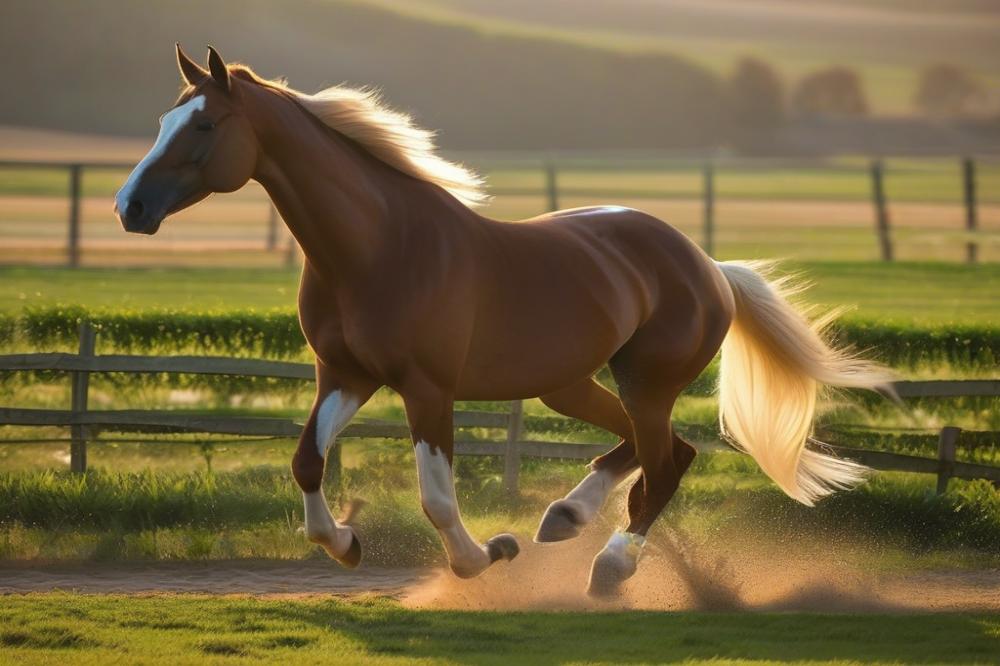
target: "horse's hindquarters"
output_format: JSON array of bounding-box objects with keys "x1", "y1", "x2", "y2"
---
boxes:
[{"x1": 456, "y1": 209, "x2": 723, "y2": 400}]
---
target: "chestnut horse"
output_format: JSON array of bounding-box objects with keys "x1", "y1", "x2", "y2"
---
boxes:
[{"x1": 116, "y1": 46, "x2": 890, "y2": 596}]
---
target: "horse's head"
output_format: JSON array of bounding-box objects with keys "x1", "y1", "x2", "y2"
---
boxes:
[{"x1": 115, "y1": 45, "x2": 258, "y2": 234}]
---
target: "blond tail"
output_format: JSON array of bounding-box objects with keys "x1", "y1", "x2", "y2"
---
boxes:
[{"x1": 715, "y1": 260, "x2": 894, "y2": 506}]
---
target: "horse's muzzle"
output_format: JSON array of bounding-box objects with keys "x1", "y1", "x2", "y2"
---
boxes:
[{"x1": 114, "y1": 197, "x2": 162, "y2": 235}]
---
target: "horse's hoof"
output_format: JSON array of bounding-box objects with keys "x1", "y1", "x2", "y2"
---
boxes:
[
  {"x1": 534, "y1": 500, "x2": 584, "y2": 543},
  {"x1": 586, "y1": 532, "x2": 643, "y2": 598},
  {"x1": 334, "y1": 530, "x2": 362, "y2": 569},
  {"x1": 587, "y1": 550, "x2": 634, "y2": 598},
  {"x1": 486, "y1": 533, "x2": 520, "y2": 563}
]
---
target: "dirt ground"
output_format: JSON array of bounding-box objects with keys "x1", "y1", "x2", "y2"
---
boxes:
[{"x1": 2, "y1": 535, "x2": 998, "y2": 612}]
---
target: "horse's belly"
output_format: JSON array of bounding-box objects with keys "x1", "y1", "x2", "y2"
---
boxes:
[{"x1": 455, "y1": 295, "x2": 637, "y2": 400}]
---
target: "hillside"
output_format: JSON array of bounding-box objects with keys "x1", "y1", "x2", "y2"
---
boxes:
[
  {"x1": 380, "y1": 0, "x2": 1000, "y2": 115},
  {"x1": 0, "y1": 0, "x2": 725, "y2": 150},
  {"x1": 3, "y1": 0, "x2": 996, "y2": 153}
]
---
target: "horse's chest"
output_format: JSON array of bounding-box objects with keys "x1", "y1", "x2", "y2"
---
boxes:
[{"x1": 299, "y1": 301, "x2": 406, "y2": 377}]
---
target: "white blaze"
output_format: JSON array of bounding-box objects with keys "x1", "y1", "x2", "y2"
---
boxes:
[{"x1": 116, "y1": 95, "x2": 206, "y2": 210}]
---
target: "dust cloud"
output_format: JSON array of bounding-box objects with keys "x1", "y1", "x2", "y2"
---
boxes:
[{"x1": 402, "y1": 527, "x2": 1000, "y2": 613}]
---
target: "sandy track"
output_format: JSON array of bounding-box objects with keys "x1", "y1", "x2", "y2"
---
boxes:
[
  {"x1": 0, "y1": 560, "x2": 426, "y2": 597},
  {"x1": 2, "y1": 546, "x2": 998, "y2": 613}
]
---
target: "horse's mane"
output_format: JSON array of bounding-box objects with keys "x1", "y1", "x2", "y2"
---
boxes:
[{"x1": 227, "y1": 65, "x2": 488, "y2": 208}]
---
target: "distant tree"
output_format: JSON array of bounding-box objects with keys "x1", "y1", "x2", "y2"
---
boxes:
[
  {"x1": 725, "y1": 57, "x2": 785, "y2": 152},
  {"x1": 914, "y1": 64, "x2": 986, "y2": 117},
  {"x1": 792, "y1": 66, "x2": 868, "y2": 118}
]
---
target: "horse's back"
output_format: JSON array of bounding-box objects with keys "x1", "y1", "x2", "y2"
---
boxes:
[
  {"x1": 507, "y1": 205, "x2": 724, "y2": 311},
  {"x1": 456, "y1": 206, "x2": 730, "y2": 398}
]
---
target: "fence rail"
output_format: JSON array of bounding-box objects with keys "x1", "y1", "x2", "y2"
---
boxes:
[
  {"x1": 0, "y1": 155, "x2": 991, "y2": 266},
  {"x1": 3, "y1": 323, "x2": 999, "y2": 494}
]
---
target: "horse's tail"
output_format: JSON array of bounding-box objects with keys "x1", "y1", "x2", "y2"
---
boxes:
[{"x1": 714, "y1": 260, "x2": 893, "y2": 506}]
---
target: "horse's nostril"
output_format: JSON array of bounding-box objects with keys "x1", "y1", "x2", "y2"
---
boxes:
[{"x1": 125, "y1": 200, "x2": 145, "y2": 219}]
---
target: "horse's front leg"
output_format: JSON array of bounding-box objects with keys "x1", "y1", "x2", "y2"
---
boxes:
[
  {"x1": 403, "y1": 386, "x2": 520, "y2": 578},
  {"x1": 292, "y1": 365, "x2": 377, "y2": 567}
]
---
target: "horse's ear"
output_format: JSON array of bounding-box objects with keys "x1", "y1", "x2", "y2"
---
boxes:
[
  {"x1": 207, "y1": 45, "x2": 231, "y2": 94},
  {"x1": 175, "y1": 43, "x2": 207, "y2": 86}
]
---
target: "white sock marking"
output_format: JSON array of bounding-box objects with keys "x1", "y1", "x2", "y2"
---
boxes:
[
  {"x1": 303, "y1": 490, "x2": 353, "y2": 557},
  {"x1": 315, "y1": 390, "x2": 360, "y2": 458},
  {"x1": 302, "y1": 389, "x2": 362, "y2": 560},
  {"x1": 414, "y1": 440, "x2": 489, "y2": 577},
  {"x1": 561, "y1": 466, "x2": 623, "y2": 523},
  {"x1": 599, "y1": 529, "x2": 646, "y2": 568}
]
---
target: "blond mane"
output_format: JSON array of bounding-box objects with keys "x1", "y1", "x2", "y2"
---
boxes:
[{"x1": 228, "y1": 66, "x2": 487, "y2": 208}]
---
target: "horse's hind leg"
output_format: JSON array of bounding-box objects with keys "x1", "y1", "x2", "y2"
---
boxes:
[
  {"x1": 586, "y1": 333, "x2": 707, "y2": 596},
  {"x1": 535, "y1": 378, "x2": 639, "y2": 543}
]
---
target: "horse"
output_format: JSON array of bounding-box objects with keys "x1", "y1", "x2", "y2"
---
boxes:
[{"x1": 115, "y1": 45, "x2": 891, "y2": 596}]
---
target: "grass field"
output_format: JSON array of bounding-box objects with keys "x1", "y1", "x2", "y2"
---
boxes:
[
  {"x1": 2, "y1": 262, "x2": 997, "y2": 324},
  {"x1": 1, "y1": 594, "x2": 996, "y2": 665},
  {"x1": 2, "y1": 447, "x2": 998, "y2": 565}
]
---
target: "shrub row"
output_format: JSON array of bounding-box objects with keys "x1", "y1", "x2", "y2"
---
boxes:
[
  {"x1": 0, "y1": 308, "x2": 996, "y2": 400},
  {"x1": 2, "y1": 307, "x2": 996, "y2": 368},
  {"x1": 10, "y1": 306, "x2": 307, "y2": 358}
]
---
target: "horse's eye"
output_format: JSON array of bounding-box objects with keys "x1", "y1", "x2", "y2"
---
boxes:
[{"x1": 195, "y1": 120, "x2": 215, "y2": 132}]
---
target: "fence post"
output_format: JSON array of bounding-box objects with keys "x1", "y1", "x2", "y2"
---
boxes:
[
  {"x1": 266, "y1": 204, "x2": 279, "y2": 252},
  {"x1": 963, "y1": 157, "x2": 978, "y2": 264},
  {"x1": 324, "y1": 439, "x2": 343, "y2": 495},
  {"x1": 545, "y1": 162, "x2": 559, "y2": 212},
  {"x1": 936, "y1": 426, "x2": 960, "y2": 495},
  {"x1": 870, "y1": 160, "x2": 893, "y2": 262},
  {"x1": 70, "y1": 322, "x2": 96, "y2": 473},
  {"x1": 503, "y1": 400, "x2": 524, "y2": 498},
  {"x1": 67, "y1": 164, "x2": 83, "y2": 268},
  {"x1": 284, "y1": 236, "x2": 298, "y2": 268},
  {"x1": 702, "y1": 162, "x2": 715, "y2": 258}
]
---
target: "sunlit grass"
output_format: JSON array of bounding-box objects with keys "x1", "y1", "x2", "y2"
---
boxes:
[
  {"x1": 1, "y1": 262, "x2": 997, "y2": 323},
  {"x1": 1, "y1": 593, "x2": 997, "y2": 665}
]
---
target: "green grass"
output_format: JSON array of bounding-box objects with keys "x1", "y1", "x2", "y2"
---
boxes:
[
  {"x1": 0, "y1": 266, "x2": 299, "y2": 312},
  {"x1": 1, "y1": 262, "x2": 998, "y2": 324},
  {"x1": 2, "y1": 452, "x2": 998, "y2": 564},
  {"x1": 793, "y1": 261, "x2": 1000, "y2": 325},
  {"x1": 0, "y1": 593, "x2": 998, "y2": 665}
]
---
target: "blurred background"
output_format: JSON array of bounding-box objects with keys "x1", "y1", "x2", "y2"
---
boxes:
[{"x1": 1, "y1": 0, "x2": 998, "y2": 264}]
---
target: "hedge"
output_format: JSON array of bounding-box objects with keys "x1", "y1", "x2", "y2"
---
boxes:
[
  {"x1": 13, "y1": 306, "x2": 307, "y2": 358},
  {"x1": 2, "y1": 306, "x2": 997, "y2": 366},
  {"x1": 0, "y1": 307, "x2": 996, "y2": 398}
]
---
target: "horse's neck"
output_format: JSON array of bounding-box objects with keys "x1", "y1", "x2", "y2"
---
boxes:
[
  {"x1": 250, "y1": 108, "x2": 382, "y2": 275},
  {"x1": 249, "y1": 89, "x2": 462, "y2": 279}
]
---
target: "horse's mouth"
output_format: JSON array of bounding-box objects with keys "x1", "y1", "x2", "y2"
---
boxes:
[{"x1": 130, "y1": 218, "x2": 163, "y2": 235}]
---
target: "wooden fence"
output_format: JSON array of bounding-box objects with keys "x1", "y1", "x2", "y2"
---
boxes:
[
  {"x1": 1, "y1": 323, "x2": 999, "y2": 494},
  {"x1": 0, "y1": 156, "x2": 987, "y2": 267}
]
